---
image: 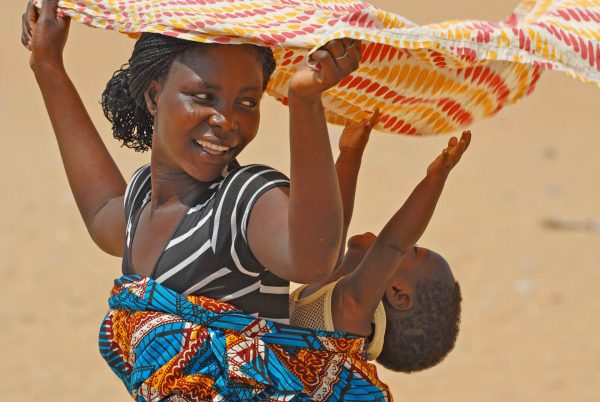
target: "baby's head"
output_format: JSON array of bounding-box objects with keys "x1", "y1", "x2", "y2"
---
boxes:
[{"x1": 346, "y1": 233, "x2": 462, "y2": 372}]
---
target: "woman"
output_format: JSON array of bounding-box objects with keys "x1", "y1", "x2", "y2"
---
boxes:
[
  {"x1": 24, "y1": 2, "x2": 393, "y2": 400},
  {"x1": 24, "y1": 0, "x2": 361, "y2": 321}
]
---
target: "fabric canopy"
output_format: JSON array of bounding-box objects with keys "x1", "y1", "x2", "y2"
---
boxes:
[{"x1": 39, "y1": 0, "x2": 600, "y2": 135}]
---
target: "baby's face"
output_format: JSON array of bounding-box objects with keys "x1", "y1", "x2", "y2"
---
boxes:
[
  {"x1": 391, "y1": 247, "x2": 454, "y2": 290},
  {"x1": 344, "y1": 235, "x2": 454, "y2": 290}
]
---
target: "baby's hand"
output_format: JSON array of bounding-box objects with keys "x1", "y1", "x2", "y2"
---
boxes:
[
  {"x1": 339, "y1": 109, "x2": 380, "y2": 153},
  {"x1": 289, "y1": 39, "x2": 362, "y2": 101},
  {"x1": 427, "y1": 130, "x2": 471, "y2": 179}
]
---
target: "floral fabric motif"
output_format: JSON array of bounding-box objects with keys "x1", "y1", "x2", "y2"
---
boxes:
[{"x1": 34, "y1": 0, "x2": 600, "y2": 135}]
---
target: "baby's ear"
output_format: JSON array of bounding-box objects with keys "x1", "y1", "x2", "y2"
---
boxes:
[
  {"x1": 144, "y1": 81, "x2": 160, "y2": 117},
  {"x1": 385, "y1": 286, "x2": 413, "y2": 311}
]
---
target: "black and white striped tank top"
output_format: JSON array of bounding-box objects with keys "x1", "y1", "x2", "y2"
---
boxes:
[{"x1": 122, "y1": 163, "x2": 291, "y2": 322}]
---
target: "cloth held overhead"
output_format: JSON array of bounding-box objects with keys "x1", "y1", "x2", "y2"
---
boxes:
[{"x1": 39, "y1": 0, "x2": 600, "y2": 135}]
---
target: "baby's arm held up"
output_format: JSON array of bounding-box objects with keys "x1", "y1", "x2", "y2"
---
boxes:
[
  {"x1": 334, "y1": 110, "x2": 380, "y2": 264},
  {"x1": 344, "y1": 130, "x2": 471, "y2": 309}
]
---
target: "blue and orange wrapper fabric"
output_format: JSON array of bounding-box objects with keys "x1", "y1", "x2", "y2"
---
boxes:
[
  {"x1": 33, "y1": 0, "x2": 600, "y2": 135},
  {"x1": 99, "y1": 276, "x2": 392, "y2": 401}
]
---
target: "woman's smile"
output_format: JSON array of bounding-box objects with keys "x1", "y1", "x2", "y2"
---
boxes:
[
  {"x1": 194, "y1": 139, "x2": 231, "y2": 154},
  {"x1": 191, "y1": 137, "x2": 236, "y2": 164}
]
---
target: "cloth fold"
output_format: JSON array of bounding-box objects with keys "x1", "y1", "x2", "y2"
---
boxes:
[
  {"x1": 99, "y1": 275, "x2": 392, "y2": 401},
  {"x1": 38, "y1": 0, "x2": 600, "y2": 135}
]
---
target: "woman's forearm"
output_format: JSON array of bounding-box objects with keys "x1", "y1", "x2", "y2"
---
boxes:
[
  {"x1": 287, "y1": 91, "x2": 343, "y2": 280},
  {"x1": 34, "y1": 64, "x2": 126, "y2": 232}
]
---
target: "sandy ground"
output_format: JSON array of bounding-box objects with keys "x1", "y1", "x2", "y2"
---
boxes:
[{"x1": 2, "y1": 1, "x2": 600, "y2": 401}]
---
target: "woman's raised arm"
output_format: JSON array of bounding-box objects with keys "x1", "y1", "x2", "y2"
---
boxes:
[
  {"x1": 248, "y1": 40, "x2": 361, "y2": 283},
  {"x1": 26, "y1": 0, "x2": 126, "y2": 256}
]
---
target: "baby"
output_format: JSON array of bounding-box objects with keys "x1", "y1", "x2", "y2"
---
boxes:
[{"x1": 290, "y1": 113, "x2": 470, "y2": 372}]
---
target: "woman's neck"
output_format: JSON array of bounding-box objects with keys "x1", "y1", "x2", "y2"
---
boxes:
[{"x1": 150, "y1": 166, "x2": 216, "y2": 209}]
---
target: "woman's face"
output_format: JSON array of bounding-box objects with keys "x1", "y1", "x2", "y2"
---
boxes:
[{"x1": 148, "y1": 44, "x2": 264, "y2": 181}]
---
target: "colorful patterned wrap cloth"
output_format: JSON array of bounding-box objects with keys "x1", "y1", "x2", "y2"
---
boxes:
[
  {"x1": 100, "y1": 276, "x2": 392, "y2": 401},
  {"x1": 33, "y1": 0, "x2": 600, "y2": 135}
]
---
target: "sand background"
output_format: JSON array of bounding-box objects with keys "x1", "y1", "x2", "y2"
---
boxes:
[{"x1": 2, "y1": 1, "x2": 599, "y2": 401}]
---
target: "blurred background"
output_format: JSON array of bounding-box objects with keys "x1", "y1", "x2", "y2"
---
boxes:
[{"x1": 1, "y1": 1, "x2": 599, "y2": 401}]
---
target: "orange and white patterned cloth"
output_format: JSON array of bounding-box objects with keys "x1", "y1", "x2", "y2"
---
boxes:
[{"x1": 38, "y1": 0, "x2": 600, "y2": 135}]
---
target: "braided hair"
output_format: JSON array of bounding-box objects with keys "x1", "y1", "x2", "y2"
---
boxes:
[{"x1": 101, "y1": 33, "x2": 276, "y2": 152}]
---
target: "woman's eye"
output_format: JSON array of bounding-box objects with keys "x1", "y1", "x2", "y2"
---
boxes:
[
  {"x1": 193, "y1": 93, "x2": 211, "y2": 101},
  {"x1": 240, "y1": 99, "x2": 258, "y2": 108}
]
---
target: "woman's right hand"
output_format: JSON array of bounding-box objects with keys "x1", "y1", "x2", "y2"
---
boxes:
[
  {"x1": 26, "y1": 0, "x2": 71, "y2": 71},
  {"x1": 21, "y1": 0, "x2": 38, "y2": 50}
]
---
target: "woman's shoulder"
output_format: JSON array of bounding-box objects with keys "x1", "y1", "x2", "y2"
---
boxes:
[
  {"x1": 127, "y1": 164, "x2": 151, "y2": 186},
  {"x1": 222, "y1": 163, "x2": 290, "y2": 188},
  {"x1": 123, "y1": 164, "x2": 151, "y2": 213}
]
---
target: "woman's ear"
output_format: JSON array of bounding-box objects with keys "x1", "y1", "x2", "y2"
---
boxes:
[
  {"x1": 385, "y1": 285, "x2": 413, "y2": 311},
  {"x1": 144, "y1": 80, "x2": 160, "y2": 117}
]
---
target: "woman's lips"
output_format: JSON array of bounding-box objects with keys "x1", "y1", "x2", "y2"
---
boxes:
[{"x1": 194, "y1": 139, "x2": 231, "y2": 155}]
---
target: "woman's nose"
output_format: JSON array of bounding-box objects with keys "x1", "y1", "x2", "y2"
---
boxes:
[{"x1": 208, "y1": 110, "x2": 237, "y2": 132}]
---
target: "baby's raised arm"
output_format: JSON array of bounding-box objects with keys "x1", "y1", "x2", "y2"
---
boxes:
[
  {"x1": 247, "y1": 40, "x2": 362, "y2": 283},
  {"x1": 344, "y1": 131, "x2": 471, "y2": 313},
  {"x1": 335, "y1": 111, "x2": 380, "y2": 263},
  {"x1": 25, "y1": 0, "x2": 126, "y2": 256}
]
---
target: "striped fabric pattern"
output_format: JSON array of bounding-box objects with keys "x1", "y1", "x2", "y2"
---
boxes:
[
  {"x1": 122, "y1": 164, "x2": 291, "y2": 322},
  {"x1": 36, "y1": 0, "x2": 600, "y2": 135},
  {"x1": 100, "y1": 275, "x2": 392, "y2": 401}
]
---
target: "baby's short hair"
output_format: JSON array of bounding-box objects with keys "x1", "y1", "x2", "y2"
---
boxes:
[{"x1": 376, "y1": 279, "x2": 462, "y2": 372}]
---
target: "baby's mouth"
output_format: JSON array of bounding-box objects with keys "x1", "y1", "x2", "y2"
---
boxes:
[{"x1": 194, "y1": 139, "x2": 231, "y2": 155}]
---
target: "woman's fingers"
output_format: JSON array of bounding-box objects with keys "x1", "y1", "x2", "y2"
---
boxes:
[
  {"x1": 40, "y1": 0, "x2": 60, "y2": 20},
  {"x1": 294, "y1": 38, "x2": 361, "y2": 99},
  {"x1": 314, "y1": 39, "x2": 361, "y2": 77},
  {"x1": 323, "y1": 40, "x2": 347, "y2": 60},
  {"x1": 21, "y1": 1, "x2": 38, "y2": 50},
  {"x1": 333, "y1": 39, "x2": 361, "y2": 72}
]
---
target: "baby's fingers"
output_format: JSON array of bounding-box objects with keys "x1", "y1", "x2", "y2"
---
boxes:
[
  {"x1": 447, "y1": 131, "x2": 471, "y2": 164},
  {"x1": 459, "y1": 130, "x2": 472, "y2": 150},
  {"x1": 369, "y1": 108, "x2": 381, "y2": 128}
]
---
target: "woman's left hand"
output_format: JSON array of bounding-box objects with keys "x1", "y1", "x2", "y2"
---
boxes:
[{"x1": 289, "y1": 38, "x2": 362, "y2": 101}]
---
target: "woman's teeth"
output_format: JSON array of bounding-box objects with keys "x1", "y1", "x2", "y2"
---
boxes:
[{"x1": 195, "y1": 140, "x2": 230, "y2": 155}]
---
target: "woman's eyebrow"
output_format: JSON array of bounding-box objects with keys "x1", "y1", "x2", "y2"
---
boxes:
[{"x1": 193, "y1": 81, "x2": 261, "y2": 93}]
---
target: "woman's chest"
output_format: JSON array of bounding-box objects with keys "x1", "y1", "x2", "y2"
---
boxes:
[{"x1": 130, "y1": 203, "x2": 191, "y2": 277}]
